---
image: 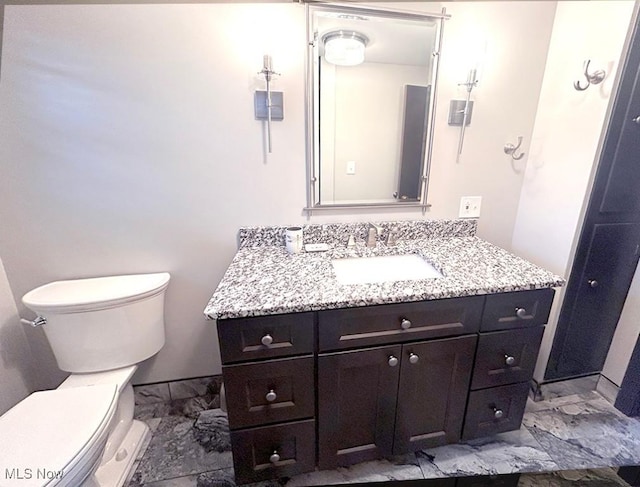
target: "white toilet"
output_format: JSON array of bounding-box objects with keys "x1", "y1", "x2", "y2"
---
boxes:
[{"x1": 0, "y1": 272, "x2": 170, "y2": 487}]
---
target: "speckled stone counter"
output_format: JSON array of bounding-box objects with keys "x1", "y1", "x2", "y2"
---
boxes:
[{"x1": 204, "y1": 220, "x2": 564, "y2": 320}]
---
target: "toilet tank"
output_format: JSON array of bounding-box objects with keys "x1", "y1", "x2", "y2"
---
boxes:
[{"x1": 22, "y1": 273, "x2": 170, "y2": 373}]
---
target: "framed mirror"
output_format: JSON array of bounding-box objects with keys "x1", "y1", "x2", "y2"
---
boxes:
[{"x1": 305, "y1": 3, "x2": 447, "y2": 211}]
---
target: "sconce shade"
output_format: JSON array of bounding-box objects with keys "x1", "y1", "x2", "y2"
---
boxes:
[{"x1": 322, "y1": 30, "x2": 369, "y2": 66}]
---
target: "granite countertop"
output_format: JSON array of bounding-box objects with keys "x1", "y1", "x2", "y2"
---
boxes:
[{"x1": 204, "y1": 221, "x2": 564, "y2": 320}]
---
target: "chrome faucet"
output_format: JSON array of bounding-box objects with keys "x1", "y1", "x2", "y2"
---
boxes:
[{"x1": 366, "y1": 223, "x2": 383, "y2": 247}]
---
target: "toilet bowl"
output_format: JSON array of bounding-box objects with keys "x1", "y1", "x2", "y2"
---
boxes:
[
  {"x1": 0, "y1": 384, "x2": 119, "y2": 487},
  {"x1": 0, "y1": 272, "x2": 170, "y2": 487}
]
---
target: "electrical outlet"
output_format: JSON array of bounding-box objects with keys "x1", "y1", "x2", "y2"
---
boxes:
[
  {"x1": 459, "y1": 196, "x2": 482, "y2": 218},
  {"x1": 346, "y1": 161, "x2": 356, "y2": 175}
]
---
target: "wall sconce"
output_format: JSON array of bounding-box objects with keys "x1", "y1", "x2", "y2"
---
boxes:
[
  {"x1": 449, "y1": 68, "x2": 479, "y2": 163},
  {"x1": 322, "y1": 30, "x2": 369, "y2": 66},
  {"x1": 449, "y1": 37, "x2": 486, "y2": 163},
  {"x1": 254, "y1": 54, "x2": 283, "y2": 154}
]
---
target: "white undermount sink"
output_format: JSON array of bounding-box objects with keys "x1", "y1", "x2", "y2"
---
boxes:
[{"x1": 331, "y1": 254, "x2": 443, "y2": 285}]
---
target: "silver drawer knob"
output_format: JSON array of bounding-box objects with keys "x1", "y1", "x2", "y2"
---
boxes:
[
  {"x1": 265, "y1": 390, "x2": 277, "y2": 402},
  {"x1": 388, "y1": 356, "x2": 399, "y2": 367},
  {"x1": 269, "y1": 451, "x2": 280, "y2": 463},
  {"x1": 409, "y1": 353, "x2": 419, "y2": 364},
  {"x1": 261, "y1": 334, "x2": 274, "y2": 346},
  {"x1": 494, "y1": 408, "x2": 504, "y2": 419},
  {"x1": 401, "y1": 318, "x2": 412, "y2": 330},
  {"x1": 515, "y1": 308, "x2": 527, "y2": 319},
  {"x1": 505, "y1": 355, "x2": 515, "y2": 366},
  {"x1": 588, "y1": 279, "x2": 598, "y2": 288}
]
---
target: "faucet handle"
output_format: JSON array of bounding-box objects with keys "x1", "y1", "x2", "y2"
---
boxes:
[
  {"x1": 366, "y1": 227, "x2": 377, "y2": 247},
  {"x1": 387, "y1": 228, "x2": 398, "y2": 246}
]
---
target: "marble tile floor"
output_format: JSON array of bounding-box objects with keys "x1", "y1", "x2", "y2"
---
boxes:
[{"x1": 127, "y1": 391, "x2": 640, "y2": 487}]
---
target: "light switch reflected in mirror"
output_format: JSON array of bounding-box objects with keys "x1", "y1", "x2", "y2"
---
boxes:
[{"x1": 305, "y1": 3, "x2": 447, "y2": 211}]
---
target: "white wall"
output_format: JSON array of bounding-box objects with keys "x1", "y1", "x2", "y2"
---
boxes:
[
  {"x1": 427, "y1": 1, "x2": 556, "y2": 250},
  {"x1": 508, "y1": 1, "x2": 635, "y2": 383},
  {"x1": 0, "y1": 2, "x2": 555, "y2": 386},
  {"x1": 0, "y1": 255, "x2": 36, "y2": 414}
]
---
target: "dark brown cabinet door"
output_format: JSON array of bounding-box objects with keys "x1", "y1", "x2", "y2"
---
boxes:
[
  {"x1": 546, "y1": 20, "x2": 640, "y2": 383},
  {"x1": 318, "y1": 345, "x2": 401, "y2": 469},
  {"x1": 547, "y1": 223, "x2": 640, "y2": 378},
  {"x1": 393, "y1": 336, "x2": 476, "y2": 454}
]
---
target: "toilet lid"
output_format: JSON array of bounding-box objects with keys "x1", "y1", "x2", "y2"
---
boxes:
[
  {"x1": 22, "y1": 272, "x2": 170, "y2": 313},
  {"x1": 0, "y1": 385, "x2": 118, "y2": 486}
]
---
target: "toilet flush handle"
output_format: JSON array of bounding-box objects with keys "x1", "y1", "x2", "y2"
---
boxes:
[{"x1": 20, "y1": 316, "x2": 47, "y2": 327}]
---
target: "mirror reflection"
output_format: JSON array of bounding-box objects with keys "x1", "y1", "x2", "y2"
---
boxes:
[{"x1": 308, "y1": 5, "x2": 442, "y2": 208}]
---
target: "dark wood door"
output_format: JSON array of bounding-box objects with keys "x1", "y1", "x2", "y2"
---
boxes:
[
  {"x1": 393, "y1": 336, "x2": 476, "y2": 453},
  {"x1": 547, "y1": 223, "x2": 640, "y2": 378},
  {"x1": 546, "y1": 13, "x2": 640, "y2": 381},
  {"x1": 318, "y1": 344, "x2": 401, "y2": 469},
  {"x1": 615, "y1": 334, "x2": 640, "y2": 416},
  {"x1": 397, "y1": 84, "x2": 430, "y2": 201}
]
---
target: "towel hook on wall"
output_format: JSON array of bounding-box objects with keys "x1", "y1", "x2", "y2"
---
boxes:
[
  {"x1": 504, "y1": 136, "x2": 525, "y2": 161},
  {"x1": 574, "y1": 60, "x2": 606, "y2": 91}
]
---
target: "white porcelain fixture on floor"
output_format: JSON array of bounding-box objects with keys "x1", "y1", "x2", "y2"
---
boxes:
[{"x1": 0, "y1": 272, "x2": 170, "y2": 487}]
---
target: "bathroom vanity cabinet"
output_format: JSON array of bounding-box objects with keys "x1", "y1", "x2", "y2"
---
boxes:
[{"x1": 216, "y1": 288, "x2": 554, "y2": 484}]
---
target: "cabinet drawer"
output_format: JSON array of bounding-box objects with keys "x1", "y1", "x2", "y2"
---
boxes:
[
  {"x1": 481, "y1": 289, "x2": 554, "y2": 332},
  {"x1": 318, "y1": 296, "x2": 483, "y2": 352},
  {"x1": 217, "y1": 312, "x2": 314, "y2": 364},
  {"x1": 230, "y1": 419, "x2": 315, "y2": 485},
  {"x1": 224, "y1": 356, "x2": 314, "y2": 429},
  {"x1": 462, "y1": 382, "x2": 530, "y2": 441},
  {"x1": 471, "y1": 327, "x2": 544, "y2": 390}
]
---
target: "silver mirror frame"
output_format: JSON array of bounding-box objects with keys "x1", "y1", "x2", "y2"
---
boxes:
[{"x1": 303, "y1": 2, "x2": 449, "y2": 213}]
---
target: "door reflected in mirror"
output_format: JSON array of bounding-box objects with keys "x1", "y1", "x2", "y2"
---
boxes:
[{"x1": 307, "y1": 4, "x2": 445, "y2": 209}]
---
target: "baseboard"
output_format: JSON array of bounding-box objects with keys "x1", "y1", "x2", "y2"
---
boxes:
[
  {"x1": 529, "y1": 374, "x2": 600, "y2": 402},
  {"x1": 133, "y1": 374, "x2": 223, "y2": 405},
  {"x1": 596, "y1": 375, "x2": 620, "y2": 405}
]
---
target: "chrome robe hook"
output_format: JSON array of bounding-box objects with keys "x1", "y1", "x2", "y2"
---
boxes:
[
  {"x1": 504, "y1": 136, "x2": 525, "y2": 160},
  {"x1": 574, "y1": 60, "x2": 606, "y2": 91}
]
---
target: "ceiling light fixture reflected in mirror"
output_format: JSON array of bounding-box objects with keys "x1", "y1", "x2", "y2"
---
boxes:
[{"x1": 322, "y1": 30, "x2": 369, "y2": 66}]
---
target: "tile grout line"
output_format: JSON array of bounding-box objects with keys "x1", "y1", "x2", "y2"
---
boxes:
[{"x1": 522, "y1": 424, "x2": 563, "y2": 473}]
